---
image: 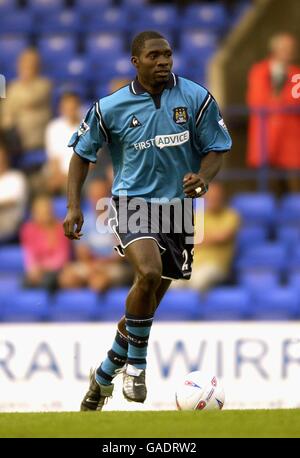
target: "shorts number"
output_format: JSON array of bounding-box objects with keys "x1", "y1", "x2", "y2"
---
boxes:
[
  {"x1": 182, "y1": 248, "x2": 194, "y2": 272},
  {"x1": 182, "y1": 249, "x2": 189, "y2": 271}
]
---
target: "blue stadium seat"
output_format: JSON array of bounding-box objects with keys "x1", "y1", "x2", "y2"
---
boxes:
[
  {"x1": 38, "y1": 35, "x2": 76, "y2": 62},
  {"x1": 74, "y1": 0, "x2": 112, "y2": 14},
  {"x1": 236, "y1": 226, "x2": 269, "y2": 252},
  {"x1": 276, "y1": 226, "x2": 300, "y2": 249},
  {"x1": 89, "y1": 54, "x2": 135, "y2": 85},
  {"x1": 171, "y1": 53, "x2": 188, "y2": 78},
  {"x1": 101, "y1": 289, "x2": 201, "y2": 322},
  {"x1": 65, "y1": 57, "x2": 89, "y2": 82},
  {"x1": 94, "y1": 83, "x2": 110, "y2": 99},
  {"x1": 16, "y1": 149, "x2": 47, "y2": 170},
  {"x1": 250, "y1": 288, "x2": 299, "y2": 320},
  {"x1": 278, "y1": 193, "x2": 300, "y2": 225},
  {"x1": 53, "y1": 196, "x2": 67, "y2": 220},
  {"x1": 180, "y1": 31, "x2": 217, "y2": 60},
  {"x1": 49, "y1": 290, "x2": 100, "y2": 322},
  {"x1": 288, "y1": 270, "x2": 300, "y2": 290},
  {"x1": 135, "y1": 6, "x2": 178, "y2": 30},
  {"x1": 27, "y1": 0, "x2": 64, "y2": 13},
  {"x1": 0, "y1": 0, "x2": 18, "y2": 14},
  {"x1": 238, "y1": 269, "x2": 280, "y2": 292},
  {"x1": 109, "y1": 55, "x2": 136, "y2": 79},
  {"x1": 0, "y1": 36, "x2": 28, "y2": 72},
  {"x1": 82, "y1": 7, "x2": 130, "y2": 33},
  {"x1": 35, "y1": 10, "x2": 80, "y2": 34},
  {"x1": 43, "y1": 56, "x2": 88, "y2": 83},
  {"x1": 2, "y1": 290, "x2": 49, "y2": 322},
  {"x1": 182, "y1": 4, "x2": 228, "y2": 31},
  {"x1": 85, "y1": 33, "x2": 124, "y2": 59},
  {"x1": 288, "y1": 246, "x2": 300, "y2": 269},
  {"x1": 185, "y1": 71, "x2": 207, "y2": 86},
  {"x1": 0, "y1": 274, "x2": 22, "y2": 291},
  {"x1": 202, "y1": 287, "x2": 250, "y2": 320},
  {"x1": 99, "y1": 288, "x2": 128, "y2": 321},
  {"x1": 0, "y1": 246, "x2": 24, "y2": 273},
  {"x1": 236, "y1": 243, "x2": 287, "y2": 272},
  {"x1": 155, "y1": 290, "x2": 201, "y2": 321},
  {"x1": 0, "y1": 12, "x2": 33, "y2": 34},
  {"x1": 122, "y1": 0, "x2": 147, "y2": 10},
  {"x1": 230, "y1": 193, "x2": 276, "y2": 225}
]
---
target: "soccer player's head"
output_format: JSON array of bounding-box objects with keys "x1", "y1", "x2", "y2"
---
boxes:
[{"x1": 131, "y1": 30, "x2": 173, "y2": 87}]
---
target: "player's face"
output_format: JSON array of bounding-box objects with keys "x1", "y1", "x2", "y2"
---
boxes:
[{"x1": 133, "y1": 39, "x2": 173, "y2": 86}]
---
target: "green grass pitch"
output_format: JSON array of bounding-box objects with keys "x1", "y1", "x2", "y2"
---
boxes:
[{"x1": 0, "y1": 410, "x2": 299, "y2": 438}]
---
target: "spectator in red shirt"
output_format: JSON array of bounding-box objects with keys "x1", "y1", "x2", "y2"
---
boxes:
[
  {"x1": 247, "y1": 33, "x2": 300, "y2": 191},
  {"x1": 20, "y1": 194, "x2": 71, "y2": 290}
]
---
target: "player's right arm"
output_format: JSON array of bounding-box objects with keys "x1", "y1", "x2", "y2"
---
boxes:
[
  {"x1": 63, "y1": 153, "x2": 89, "y2": 240},
  {"x1": 63, "y1": 101, "x2": 108, "y2": 240}
]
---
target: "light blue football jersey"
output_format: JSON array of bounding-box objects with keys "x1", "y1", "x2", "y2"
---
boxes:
[{"x1": 68, "y1": 74, "x2": 232, "y2": 201}]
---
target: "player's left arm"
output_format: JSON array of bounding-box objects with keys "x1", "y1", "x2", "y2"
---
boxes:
[{"x1": 184, "y1": 93, "x2": 232, "y2": 198}]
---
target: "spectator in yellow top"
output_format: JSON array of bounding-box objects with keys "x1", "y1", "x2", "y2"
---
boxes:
[{"x1": 174, "y1": 182, "x2": 240, "y2": 292}]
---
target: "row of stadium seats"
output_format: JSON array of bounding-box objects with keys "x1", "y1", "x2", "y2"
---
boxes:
[
  {"x1": 0, "y1": 287, "x2": 299, "y2": 322},
  {"x1": 2, "y1": 237, "x2": 300, "y2": 271},
  {"x1": 5, "y1": 192, "x2": 300, "y2": 226},
  {"x1": 0, "y1": 3, "x2": 230, "y2": 33},
  {"x1": 0, "y1": 34, "x2": 213, "y2": 82},
  {"x1": 2, "y1": 242, "x2": 300, "y2": 274},
  {"x1": 0, "y1": 0, "x2": 250, "y2": 97},
  {"x1": 0, "y1": 191, "x2": 298, "y2": 232},
  {"x1": 3, "y1": 269, "x2": 299, "y2": 292},
  {"x1": 231, "y1": 193, "x2": 300, "y2": 225},
  {"x1": 0, "y1": 32, "x2": 217, "y2": 59}
]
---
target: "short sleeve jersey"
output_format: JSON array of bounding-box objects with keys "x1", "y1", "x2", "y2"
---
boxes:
[{"x1": 69, "y1": 74, "x2": 232, "y2": 201}]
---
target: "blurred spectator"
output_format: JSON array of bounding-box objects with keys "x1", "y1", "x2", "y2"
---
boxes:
[
  {"x1": 45, "y1": 92, "x2": 82, "y2": 194},
  {"x1": 1, "y1": 48, "x2": 52, "y2": 155},
  {"x1": 59, "y1": 179, "x2": 132, "y2": 292},
  {"x1": 20, "y1": 195, "x2": 71, "y2": 291},
  {"x1": 0, "y1": 135, "x2": 27, "y2": 242},
  {"x1": 174, "y1": 182, "x2": 240, "y2": 292},
  {"x1": 247, "y1": 33, "x2": 300, "y2": 192}
]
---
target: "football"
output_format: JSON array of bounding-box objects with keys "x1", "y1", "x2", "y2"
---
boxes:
[{"x1": 175, "y1": 371, "x2": 225, "y2": 411}]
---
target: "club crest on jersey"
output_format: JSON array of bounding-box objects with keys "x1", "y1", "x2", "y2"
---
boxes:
[
  {"x1": 130, "y1": 115, "x2": 142, "y2": 128},
  {"x1": 173, "y1": 107, "x2": 189, "y2": 125},
  {"x1": 77, "y1": 121, "x2": 90, "y2": 137}
]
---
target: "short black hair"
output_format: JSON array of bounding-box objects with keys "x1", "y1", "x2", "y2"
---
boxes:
[{"x1": 131, "y1": 30, "x2": 166, "y2": 56}]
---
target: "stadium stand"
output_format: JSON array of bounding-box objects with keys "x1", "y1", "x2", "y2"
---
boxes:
[
  {"x1": 201, "y1": 287, "x2": 251, "y2": 321},
  {"x1": 230, "y1": 193, "x2": 276, "y2": 226},
  {"x1": 49, "y1": 289, "x2": 100, "y2": 322},
  {"x1": 250, "y1": 288, "x2": 300, "y2": 321},
  {"x1": 2, "y1": 0, "x2": 299, "y2": 323},
  {"x1": 0, "y1": 289, "x2": 49, "y2": 322},
  {"x1": 154, "y1": 290, "x2": 201, "y2": 321}
]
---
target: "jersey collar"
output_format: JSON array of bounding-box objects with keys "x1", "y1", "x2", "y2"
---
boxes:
[{"x1": 130, "y1": 73, "x2": 178, "y2": 95}]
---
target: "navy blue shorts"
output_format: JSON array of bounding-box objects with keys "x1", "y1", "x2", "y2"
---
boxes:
[{"x1": 109, "y1": 196, "x2": 195, "y2": 280}]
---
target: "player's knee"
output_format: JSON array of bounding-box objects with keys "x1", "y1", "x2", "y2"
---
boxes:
[{"x1": 137, "y1": 267, "x2": 162, "y2": 291}]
